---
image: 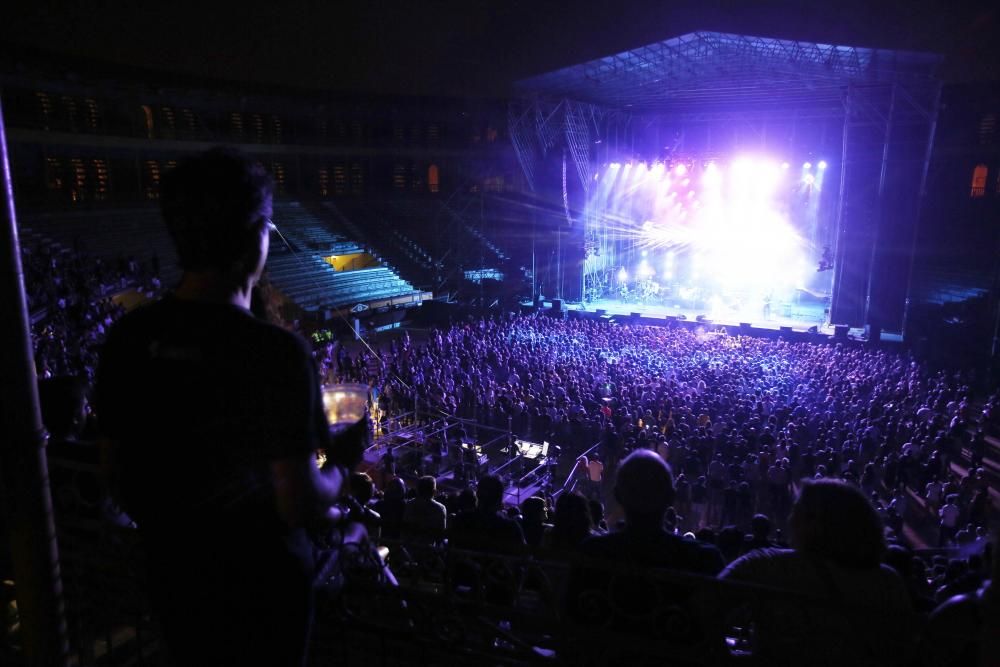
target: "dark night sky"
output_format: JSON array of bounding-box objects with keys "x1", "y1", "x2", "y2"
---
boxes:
[{"x1": 1, "y1": 1, "x2": 997, "y2": 96}]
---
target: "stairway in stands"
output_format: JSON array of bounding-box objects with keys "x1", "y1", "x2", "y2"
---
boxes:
[
  {"x1": 268, "y1": 201, "x2": 422, "y2": 314},
  {"x1": 323, "y1": 199, "x2": 438, "y2": 291}
]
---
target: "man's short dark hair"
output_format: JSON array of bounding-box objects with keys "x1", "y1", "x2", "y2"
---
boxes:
[
  {"x1": 614, "y1": 449, "x2": 675, "y2": 521},
  {"x1": 477, "y1": 475, "x2": 504, "y2": 510},
  {"x1": 416, "y1": 475, "x2": 436, "y2": 499},
  {"x1": 160, "y1": 147, "x2": 273, "y2": 271}
]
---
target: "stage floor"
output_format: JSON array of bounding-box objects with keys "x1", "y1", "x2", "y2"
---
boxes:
[{"x1": 560, "y1": 297, "x2": 833, "y2": 333}]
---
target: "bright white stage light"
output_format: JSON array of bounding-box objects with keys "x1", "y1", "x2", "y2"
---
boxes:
[
  {"x1": 606, "y1": 151, "x2": 814, "y2": 305},
  {"x1": 641, "y1": 249, "x2": 648, "y2": 257},
  {"x1": 818, "y1": 160, "x2": 828, "y2": 170},
  {"x1": 803, "y1": 162, "x2": 812, "y2": 169},
  {"x1": 702, "y1": 162, "x2": 722, "y2": 188},
  {"x1": 732, "y1": 157, "x2": 753, "y2": 171}
]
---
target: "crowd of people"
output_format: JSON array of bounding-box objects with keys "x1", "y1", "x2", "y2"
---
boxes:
[
  {"x1": 331, "y1": 314, "x2": 994, "y2": 550},
  {"x1": 322, "y1": 313, "x2": 997, "y2": 664},
  {"x1": 23, "y1": 238, "x2": 161, "y2": 381}
]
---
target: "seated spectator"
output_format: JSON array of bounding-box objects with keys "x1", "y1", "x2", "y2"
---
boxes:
[
  {"x1": 402, "y1": 475, "x2": 447, "y2": 541},
  {"x1": 588, "y1": 499, "x2": 608, "y2": 533},
  {"x1": 741, "y1": 514, "x2": 778, "y2": 555},
  {"x1": 720, "y1": 478, "x2": 915, "y2": 666},
  {"x1": 566, "y1": 450, "x2": 725, "y2": 650},
  {"x1": 375, "y1": 477, "x2": 406, "y2": 540},
  {"x1": 519, "y1": 496, "x2": 550, "y2": 548},
  {"x1": 449, "y1": 475, "x2": 525, "y2": 553},
  {"x1": 545, "y1": 491, "x2": 596, "y2": 554},
  {"x1": 348, "y1": 472, "x2": 382, "y2": 540},
  {"x1": 578, "y1": 450, "x2": 725, "y2": 574}
]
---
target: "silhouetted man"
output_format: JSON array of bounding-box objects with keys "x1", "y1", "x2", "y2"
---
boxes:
[{"x1": 97, "y1": 148, "x2": 360, "y2": 666}]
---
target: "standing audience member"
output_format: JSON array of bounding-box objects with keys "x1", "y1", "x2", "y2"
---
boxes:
[{"x1": 97, "y1": 149, "x2": 365, "y2": 667}]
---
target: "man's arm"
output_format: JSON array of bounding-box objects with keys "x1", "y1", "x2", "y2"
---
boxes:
[
  {"x1": 271, "y1": 413, "x2": 371, "y2": 527},
  {"x1": 271, "y1": 456, "x2": 347, "y2": 528}
]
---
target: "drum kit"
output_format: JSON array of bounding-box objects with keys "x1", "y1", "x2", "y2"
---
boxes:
[
  {"x1": 619, "y1": 278, "x2": 662, "y2": 304},
  {"x1": 595, "y1": 276, "x2": 665, "y2": 304}
]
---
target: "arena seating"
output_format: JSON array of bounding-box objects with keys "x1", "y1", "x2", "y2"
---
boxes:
[
  {"x1": 324, "y1": 199, "x2": 438, "y2": 289},
  {"x1": 18, "y1": 206, "x2": 181, "y2": 287},
  {"x1": 327, "y1": 195, "x2": 523, "y2": 292},
  {"x1": 267, "y1": 201, "x2": 420, "y2": 312}
]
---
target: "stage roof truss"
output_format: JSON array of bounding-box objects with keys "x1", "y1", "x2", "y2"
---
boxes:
[{"x1": 515, "y1": 31, "x2": 941, "y2": 117}]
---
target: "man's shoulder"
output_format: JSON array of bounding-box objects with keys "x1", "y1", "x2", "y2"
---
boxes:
[
  {"x1": 721, "y1": 547, "x2": 795, "y2": 579},
  {"x1": 581, "y1": 530, "x2": 724, "y2": 574},
  {"x1": 104, "y1": 299, "x2": 163, "y2": 342}
]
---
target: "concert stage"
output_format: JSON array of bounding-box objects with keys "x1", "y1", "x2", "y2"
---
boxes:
[
  {"x1": 511, "y1": 32, "x2": 941, "y2": 338},
  {"x1": 531, "y1": 297, "x2": 903, "y2": 343},
  {"x1": 573, "y1": 296, "x2": 831, "y2": 334}
]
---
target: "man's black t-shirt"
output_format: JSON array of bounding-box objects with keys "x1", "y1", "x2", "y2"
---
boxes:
[
  {"x1": 95, "y1": 296, "x2": 329, "y2": 665},
  {"x1": 97, "y1": 296, "x2": 328, "y2": 535}
]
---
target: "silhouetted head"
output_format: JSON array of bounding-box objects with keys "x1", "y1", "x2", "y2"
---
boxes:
[
  {"x1": 477, "y1": 475, "x2": 504, "y2": 512},
  {"x1": 349, "y1": 472, "x2": 375, "y2": 505},
  {"x1": 613, "y1": 449, "x2": 675, "y2": 524},
  {"x1": 790, "y1": 478, "x2": 886, "y2": 569},
  {"x1": 161, "y1": 147, "x2": 273, "y2": 278},
  {"x1": 416, "y1": 475, "x2": 437, "y2": 500}
]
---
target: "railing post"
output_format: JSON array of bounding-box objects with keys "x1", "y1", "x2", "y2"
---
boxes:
[{"x1": 0, "y1": 93, "x2": 70, "y2": 665}]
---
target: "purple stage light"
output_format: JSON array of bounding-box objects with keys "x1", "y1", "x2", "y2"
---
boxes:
[{"x1": 591, "y1": 150, "x2": 818, "y2": 309}]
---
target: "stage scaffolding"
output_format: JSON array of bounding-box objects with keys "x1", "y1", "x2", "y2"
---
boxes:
[{"x1": 509, "y1": 31, "x2": 941, "y2": 334}]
